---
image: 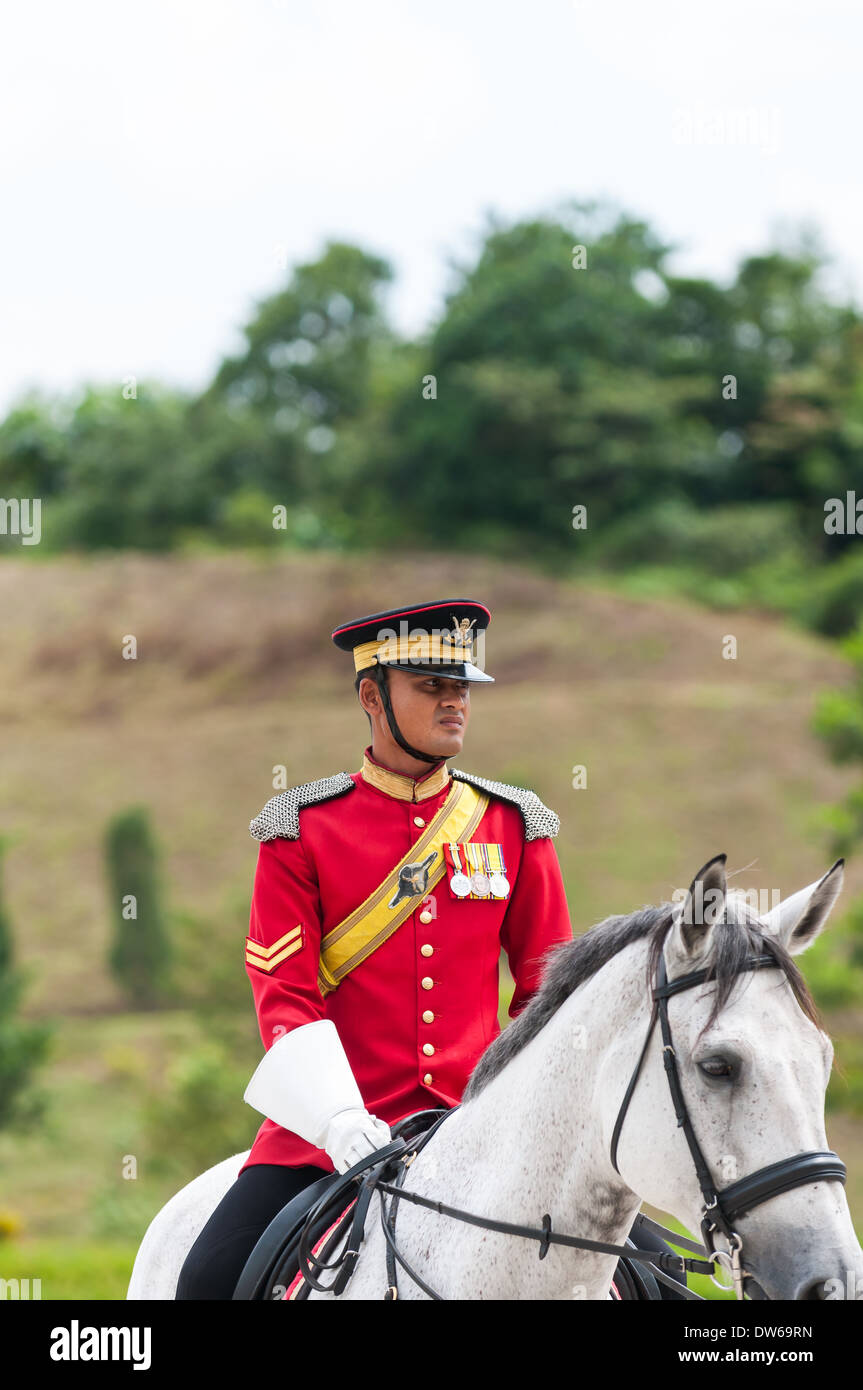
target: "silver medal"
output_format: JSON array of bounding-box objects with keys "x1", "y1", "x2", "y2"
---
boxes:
[
  {"x1": 489, "y1": 872, "x2": 510, "y2": 899},
  {"x1": 450, "y1": 871, "x2": 472, "y2": 899},
  {"x1": 470, "y1": 871, "x2": 491, "y2": 898}
]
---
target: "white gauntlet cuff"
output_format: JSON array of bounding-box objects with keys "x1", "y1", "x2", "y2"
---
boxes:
[{"x1": 243, "y1": 1018, "x2": 365, "y2": 1147}]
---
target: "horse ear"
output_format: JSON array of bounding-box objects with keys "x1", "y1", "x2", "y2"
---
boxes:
[
  {"x1": 760, "y1": 860, "x2": 844, "y2": 956},
  {"x1": 668, "y1": 854, "x2": 728, "y2": 962}
]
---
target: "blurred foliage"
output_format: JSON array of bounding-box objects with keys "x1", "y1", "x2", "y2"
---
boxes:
[
  {"x1": 2, "y1": 205, "x2": 862, "y2": 636},
  {"x1": 170, "y1": 899, "x2": 258, "y2": 1026},
  {"x1": 815, "y1": 627, "x2": 863, "y2": 858},
  {"x1": 87, "y1": 1182, "x2": 167, "y2": 1243},
  {"x1": 798, "y1": 551, "x2": 863, "y2": 639},
  {"x1": 829, "y1": 1035, "x2": 863, "y2": 1116},
  {"x1": 0, "y1": 1209, "x2": 23, "y2": 1241},
  {"x1": 141, "y1": 1040, "x2": 259, "y2": 1181},
  {"x1": 813, "y1": 625, "x2": 863, "y2": 1095},
  {"x1": 137, "y1": 896, "x2": 262, "y2": 1177},
  {"x1": 105, "y1": 807, "x2": 173, "y2": 1009},
  {"x1": 804, "y1": 905, "x2": 863, "y2": 1011},
  {"x1": 0, "y1": 838, "x2": 51, "y2": 1132},
  {"x1": 0, "y1": 1238, "x2": 140, "y2": 1299}
]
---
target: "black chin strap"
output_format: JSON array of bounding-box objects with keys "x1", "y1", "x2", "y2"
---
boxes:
[{"x1": 375, "y1": 665, "x2": 440, "y2": 765}]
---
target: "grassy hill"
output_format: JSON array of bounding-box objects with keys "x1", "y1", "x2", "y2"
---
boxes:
[{"x1": 0, "y1": 550, "x2": 861, "y2": 1295}]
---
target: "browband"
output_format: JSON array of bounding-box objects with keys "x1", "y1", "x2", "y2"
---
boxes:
[{"x1": 651, "y1": 953, "x2": 780, "y2": 1000}]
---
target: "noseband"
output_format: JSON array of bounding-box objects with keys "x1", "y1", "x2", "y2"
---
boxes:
[{"x1": 610, "y1": 946, "x2": 846, "y2": 1297}]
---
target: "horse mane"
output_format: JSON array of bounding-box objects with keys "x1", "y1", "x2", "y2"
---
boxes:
[{"x1": 463, "y1": 894, "x2": 821, "y2": 1102}]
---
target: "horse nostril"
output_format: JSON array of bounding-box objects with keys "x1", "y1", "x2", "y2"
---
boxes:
[{"x1": 798, "y1": 1277, "x2": 833, "y2": 1301}]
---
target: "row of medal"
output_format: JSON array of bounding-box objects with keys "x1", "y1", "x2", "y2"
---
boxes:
[{"x1": 444, "y1": 842, "x2": 510, "y2": 900}]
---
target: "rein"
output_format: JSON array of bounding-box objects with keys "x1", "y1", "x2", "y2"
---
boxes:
[{"x1": 295, "y1": 946, "x2": 846, "y2": 1301}]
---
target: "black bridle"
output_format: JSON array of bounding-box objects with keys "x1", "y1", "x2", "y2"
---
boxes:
[
  {"x1": 295, "y1": 946, "x2": 846, "y2": 1301},
  {"x1": 610, "y1": 947, "x2": 846, "y2": 1297}
]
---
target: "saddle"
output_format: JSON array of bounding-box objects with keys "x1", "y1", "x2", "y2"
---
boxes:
[{"x1": 231, "y1": 1171, "x2": 341, "y2": 1300}]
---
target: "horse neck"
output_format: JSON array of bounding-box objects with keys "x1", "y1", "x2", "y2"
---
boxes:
[{"x1": 405, "y1": 940, "x2": 652, "y2": 1297}]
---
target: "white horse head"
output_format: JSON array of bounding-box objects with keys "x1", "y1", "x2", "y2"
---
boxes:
[{"x1": 608, "y1": 853, "x2": 860, "y2": 1300}]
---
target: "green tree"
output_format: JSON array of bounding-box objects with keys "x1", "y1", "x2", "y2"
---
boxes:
[
  {"x1": 53, "y1": 384, "x2": 213, "y2": 552},
  {"x1": 814, "y1": 627, "x2": 863, "y2": 864},
  {"x1": 351, "y1": 206, "x2": 726, "y2": 553},
  {"x1": 201, "y1": 240, "x2": 395, "y2": 526},
  {"x1": 349, "y1": 204, "x2": 860, "y2": 600},
  {"x1": 808, "y1": 626, "x2": 863, "y2": 1019},
  {"x1": 0, "y1": 837, "x2": 51, "y2": 1130},
  {"x1": 0, "y1": 393, "x2": 71, "y2": 499},
  {"x1": 105, "y1": 808, "x2": 173, "y2": 1008},
  {"x1": 142, "y1": 1040, "x2": 259, "y2": 1179}
]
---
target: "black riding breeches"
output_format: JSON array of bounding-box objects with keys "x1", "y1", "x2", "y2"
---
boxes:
[{"x1": 175, "y1": 1162, "x2": 324, "y2": 1300}]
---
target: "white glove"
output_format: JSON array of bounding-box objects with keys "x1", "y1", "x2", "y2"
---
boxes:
[
  {"x1": 244, "y1": 1020, "x2": 391, "y2": 1171},
  {"x1": 324, "y1": 1107, "x2": 392, "y2": 1173}
]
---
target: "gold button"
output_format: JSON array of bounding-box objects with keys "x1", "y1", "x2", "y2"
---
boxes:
[
  {"x1": 421, "y1": 976, "x2": 434, "y2": 990},
  {"x1": 423, "y1": 1043, "x2": 435, "y2": 1057},
  {"x1": 414, "y1": 815, "x2": 425, "y2": 828},
  {"x1": 421, "y1": 943, "x2": 433, "y2": 957},
  {"x1": 423, "y1": 1073, "x2": 433, "y2": 1085},
  {"x1": 419, "y1": 909, "x2": 433, "y2": 925},
  {"x1": 422, "y1": 1010, "x2": 434, "y2": 1023}
]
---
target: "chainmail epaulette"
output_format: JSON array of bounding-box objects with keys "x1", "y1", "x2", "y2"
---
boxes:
[
  {"x1": 249, "y1": 773, "x2": 356, "y2": 841},
  {"x1": 450, "y1": 769, "x2": 560, "y2": 840}
]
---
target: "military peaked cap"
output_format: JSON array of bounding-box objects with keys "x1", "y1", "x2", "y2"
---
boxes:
[{"x1": 332, "y1": 599, "x2": 494, "y2": 682}]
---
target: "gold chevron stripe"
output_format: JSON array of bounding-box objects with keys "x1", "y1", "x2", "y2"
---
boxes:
[
  {"x1": 245, "y1": 924, "x2": 303, "y2": 960},
  {"x1": 246, "y1": 936, "x2": 305, "y2": 973}
]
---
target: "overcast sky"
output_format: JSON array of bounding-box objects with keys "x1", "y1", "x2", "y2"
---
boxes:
[{"x1": 2, "y1": 0, "x2": 861, "y2": 414}]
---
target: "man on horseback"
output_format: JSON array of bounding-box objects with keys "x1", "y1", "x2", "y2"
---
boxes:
[{"x1": 176, "y1": 598, "x2": 573, "y2": 1298}]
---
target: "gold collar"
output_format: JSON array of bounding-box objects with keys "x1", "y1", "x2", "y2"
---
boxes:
[{"x1": 360, "y1": 750, "x2": 450, "y2": 803}]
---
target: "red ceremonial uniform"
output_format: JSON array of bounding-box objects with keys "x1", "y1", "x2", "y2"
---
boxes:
[{"x1": 240, "y1": 748, "x2": 572, "y2": 1174}]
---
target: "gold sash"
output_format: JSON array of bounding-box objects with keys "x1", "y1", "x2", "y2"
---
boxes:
[{"x1": 318, "y1": 780, "x2": 489, "y2": 995}]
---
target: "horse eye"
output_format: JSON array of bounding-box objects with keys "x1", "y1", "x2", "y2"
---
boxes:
[{"x1": 698, "y1": 1056, "x2": 734, "y2": 1078}]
